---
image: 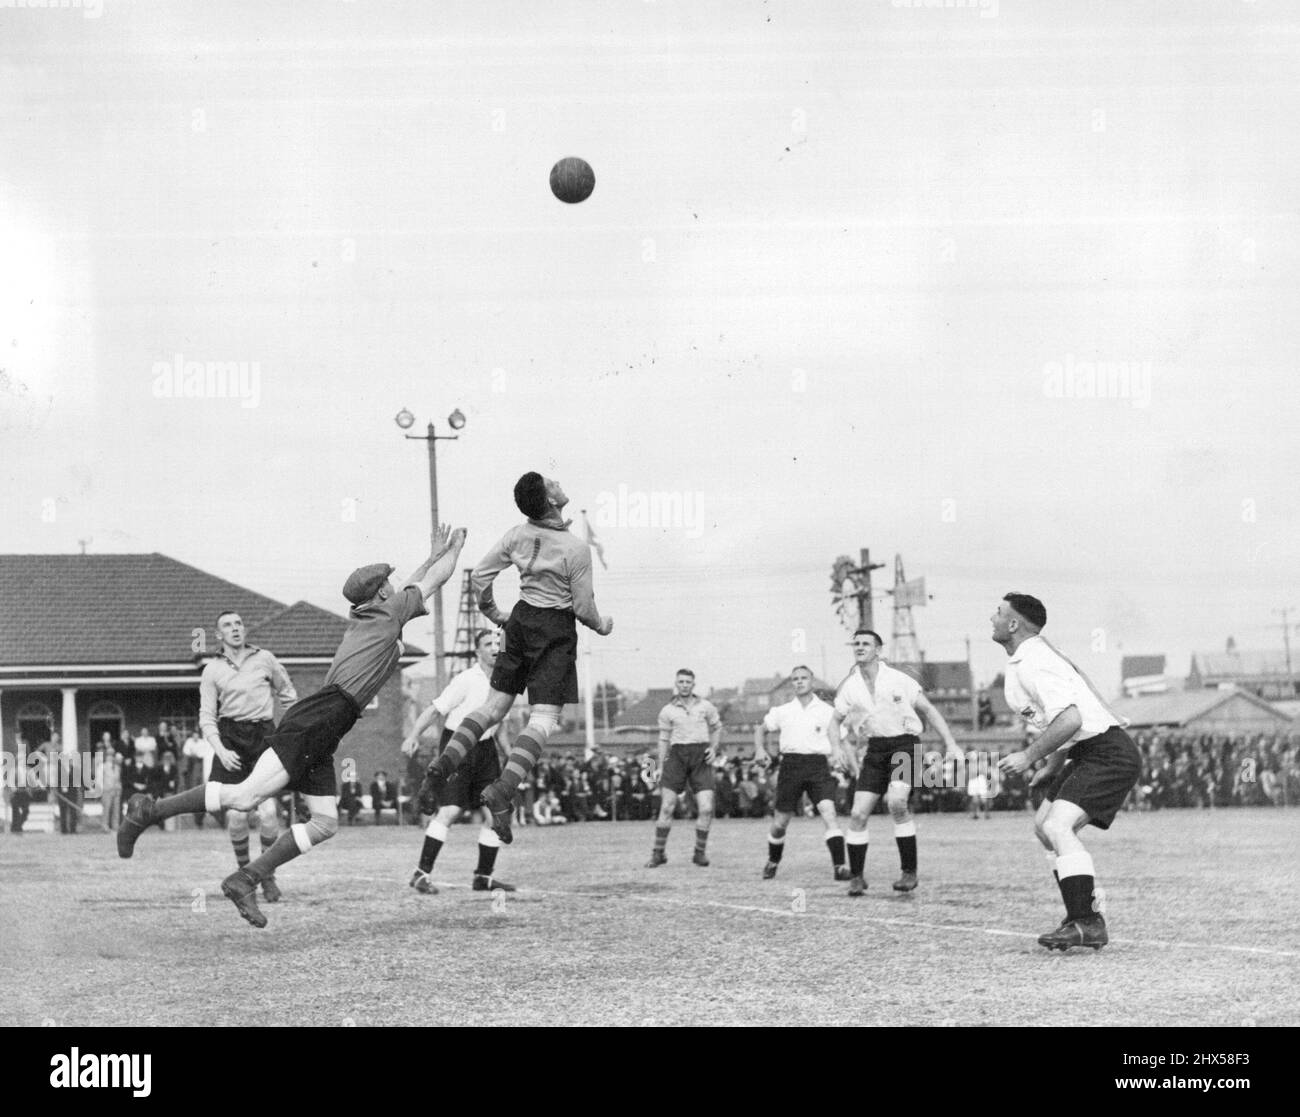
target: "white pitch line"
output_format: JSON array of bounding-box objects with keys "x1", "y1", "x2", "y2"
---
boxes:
[{"x1": 411, "y1": 879, "x2": 1299, "y2": 960}]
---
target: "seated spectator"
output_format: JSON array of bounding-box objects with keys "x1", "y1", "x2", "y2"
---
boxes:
[
  {"x1": 533, "y1": 790, "x2": 567, "y2": 826},
  {"x1": 369, "y1": 770, "x2": 398, "y2": 823},
  {"x1": 339, "y1": 778, "x2": 363, "y2": 824}
]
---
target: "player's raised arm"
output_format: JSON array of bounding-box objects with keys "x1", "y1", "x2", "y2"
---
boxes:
[{"x1": 405, "y1": 524, "x2": 467, "y2": 602}]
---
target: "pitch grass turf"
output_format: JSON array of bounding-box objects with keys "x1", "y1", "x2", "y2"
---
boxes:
[{"x1": 0, "y1": 810, "x2": 1295, "y2": 1027}]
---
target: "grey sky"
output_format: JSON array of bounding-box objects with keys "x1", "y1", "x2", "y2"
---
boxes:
[{"x1": 2, "y1": 1, "x2": 1297, "y2": 695}]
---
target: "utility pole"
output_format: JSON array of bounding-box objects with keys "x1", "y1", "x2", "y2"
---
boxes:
[
  {"x1": 853, "y1": 548, "x2": 886, "y2": 631},
  {"x1": 396, "y1": 407, "x2": 466, "y2": 695},
  {"x1": 1276, "y1": 608, "x2": 1295, "y2": 695}
]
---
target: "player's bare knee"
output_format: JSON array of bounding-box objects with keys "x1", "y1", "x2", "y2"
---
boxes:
[
  {"x1": 1041, "y1": 813, "x2": 1073, "y2": 848},
  {"x1": 291, "y1": 813, "x2": 338, "y2": 852},
  {"x1": 226, "y1": 810, "x2": 249, "y2": 838},
  {"x1": 227, "y1": 787, "x2": 261, "y2": 813}
]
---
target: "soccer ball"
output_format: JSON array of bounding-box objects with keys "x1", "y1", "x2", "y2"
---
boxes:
[{"x1": 550, "y1": 157, "x2": 596, "y2": 204}]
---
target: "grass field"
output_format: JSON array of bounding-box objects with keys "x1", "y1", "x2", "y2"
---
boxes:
[{"x1": 1, "y1": 810, "x2": 1296, "y2": 1027}]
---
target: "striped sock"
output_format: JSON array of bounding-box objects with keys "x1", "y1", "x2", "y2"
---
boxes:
[
  {"x1": 437, "y1": 716, "x2": 485, "y2": 777},
  {"x1": 260, "y1": 833, "x2": 275, "y2": 855},
  {"x1": 767, "y1": 833, "x2": 785, "y2": 864},
  {"x1": 498, "y1": 731, "x2": 545, "y2": 794},
  {"x1": 825, "y1": 829, "x2": 846, "y2": 868},
  {"x1": 653, "y1": 825, "x2": 670, "y2": 853},
  {"x1": 231, "y1": 835, "x2": 250, "y2": 868},
  {"x1": 694, "y1": 828, "x2": 709, "y2": 856}
]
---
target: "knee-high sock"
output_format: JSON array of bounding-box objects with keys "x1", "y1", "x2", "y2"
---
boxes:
[
  {"x1": 497, "y1": 730, "x2": 545, "y2": 794},
  {"x1": 767, "y1": 832, "x2": 785, "y2": 864},
  {"x1": 894, "y1": 819, "x2": 917, "y2": 873},
  {"x1": 825, "y1": 828, "x2": 846, "y2": 868},
  {"x1": 150, "y1": 784, "x2": 209, "y2": 821},
  {"x1": 245, "y1": 816, "x2": 336, "y2": 882},
  {"x1": 1056, "y1": 850, "x2": 1096, "y2": 922},
  {"x1": 653, "y1": 824, "x2": 671, "y2": 852},
  {"x1": 694, "y1": 828, "x2": 709, "y2": 855},
  {"x1": 436, "y1": 717, "x2": 486, "y2": 777},
  {"x1": 419, "y1": 819, "x2": 449, "y2": 873},
  {"x1": 847, "y1": 828, "x2": 869, "y2": 876},
  {"x1": 475, "y1": 827, "x2": 501, "y2": 876}
]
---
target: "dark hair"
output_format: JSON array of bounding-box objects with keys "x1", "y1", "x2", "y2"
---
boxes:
[
  {"x1": 675, "y1": 668, "x2": 695, "y2": 679},
  {"x1": 474, "y1": 630, "x2": 496, "y2": 649},
  {"x1": 215, "y1": 609, "x2": 242, "y2": 627},
  {"x1": 514, "y1": 472, "x2": 550, "y2": 519},
  {"x1": 1003, "y1": 593, "x2": 1047, "y2": 630},
  {"x1": 852, "y1": 629, "x2": 883, "y2": 647}
]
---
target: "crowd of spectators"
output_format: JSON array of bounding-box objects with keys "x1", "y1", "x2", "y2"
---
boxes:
[
  {"x1": 401, "y1": 730, "x2": 1300, "y2": 826},
  {"x1": 9, "y1": 726, "x2": 1297, "y2": 834},
  {"x1": 1131, "y1": 731, "x2": 1300, "y2": 809}
]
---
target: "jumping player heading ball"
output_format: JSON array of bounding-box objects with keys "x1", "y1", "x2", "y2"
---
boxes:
[{"x1": 418, "y1": 472, "x2": 613, "y2": 844}]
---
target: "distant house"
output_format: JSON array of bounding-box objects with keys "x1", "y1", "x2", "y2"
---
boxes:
[
  {"x1": 722, "y1": 674, "x2": 839, "y2": 729},
  {"x1": 893, "y1": 661, "x2": 975, "y2": 730},
  {"x1": 614, "y1": 688, "x2": 675, "y2": 730},
  {"x1": 1112, "y1": 687, "x2": 1294, "y2": 735},
  {"x1": 1120, "y1": 654, "x2": 1170, "y2": 697},
  {"x1": 0, "y1": 553, "x2": 424, "y2": 786},
  {"x1": 1187, "y1": 649, "x2": 1297, "y2": 700}
]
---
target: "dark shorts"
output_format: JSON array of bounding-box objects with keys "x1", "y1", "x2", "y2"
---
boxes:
[
  {"x1": 438, "y1": 728, "x2": 502, "y2": 811},
  {"x1": 208, "y1": 718, "x2": 274, "y2": 785},
  {"x1": 1042, "y1": 725, "x2": 1141, "y2": 830},
  {"x1": 856, "y1": 735, "x2": 921, "y2": 797},
  {"x1": 661, "y1": 743, "x2": 715, "y2": 795},
  {"x1": 492, "y1": 600, "x2": 579, "y2": 706},
  {"x1": 267, "y1": 686, "x2": 360, "y2": 797},
  {"x1": 775, "y1": 753, "x2": 836, "y2": 813}
]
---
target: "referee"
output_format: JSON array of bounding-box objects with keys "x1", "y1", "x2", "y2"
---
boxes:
[
  {"x1": 199, "y1": 611, "x2": 298, "y2": 902},
  {"x1": 993, "y1": 593, "x2": 1141, "y2": 951}
]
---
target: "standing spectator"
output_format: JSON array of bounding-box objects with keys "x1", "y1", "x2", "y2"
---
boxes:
[
  {"x1": 133, "y1": 726, "x2": 158, "y2": 766},
  {"x1": 116, "y1": 728, "x2": 135, "y2": 759},
  {"x1": 137, "y1": 752, "x2": 163, "y2": 829},
  {"x1": 157, "y1": 721, "x2": 180, "y2": 766},
  {"x1": 100, "y1": 748, "x2": 122, "y2": 831},
  {"x1": 9, "y1": 734, "x2": 31, "y2": 833},
  {"x1": 51, "y1": 733, "x2": 82, "y2": 835},
  {"x1": 181, "y1": 728, "x2": 212, "y2": 828},
  {"x1": 155, "y1": 754, "x2": 181, "y2": 830}
]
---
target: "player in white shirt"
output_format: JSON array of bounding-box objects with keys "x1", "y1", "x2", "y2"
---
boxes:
[
  {"x1": 402, "y1": 631, "x2": 516, "y2": 894},
  {"x1": 753, "y1": 666, "x2": 853, "y2": 882},
  {"x1": 993, "y1": 593, "x2": 1141, "y2": 951},
  {"x1": 827, "y1": 629, "x2": 962, "y2": 897}
]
